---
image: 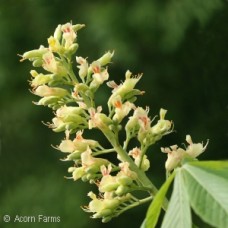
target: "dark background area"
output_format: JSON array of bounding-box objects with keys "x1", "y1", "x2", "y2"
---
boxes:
[{"x1": 0, "y1": 0, "x2": 227, "y2": 227}]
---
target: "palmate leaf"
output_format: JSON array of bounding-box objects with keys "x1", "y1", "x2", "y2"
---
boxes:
[
  {"x1": 142, "y1": 161, "x2": 228, "y2": 228},
  {"x1": 185, "y1": 160, "x2": 228, "y2": 179},
  {"x1": 161, "y1": 169, "x2": 191, "y2": 228},
  {"x1": 183, "y1": 161, "x2": 228, "y2": 228},
  {"x1": 142, "y1": 172, "x2": 175, "y2": 228}
]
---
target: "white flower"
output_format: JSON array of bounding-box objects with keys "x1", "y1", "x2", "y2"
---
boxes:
[
  {"x1": 42, "y1": 52, "x2": 58, "y2": 73},
  {"x1": 161, "y1": 145, "x2": 186, "y2": 172},
  {"x1": 48, "y1": 36, "x2": 62, "y2": 53},
  {"x1": 161, "y1": 135, "x2": 209, "y2": 171},
  {"x1": 136, "y1": 107, "x2": 151, "y2": 131},
  {"x1": 76, "y1": 56, "x2": 88, "y2": 79},
  {"x1": 61, "y1": 23, "x2": 77, "y2": 48},
  {"x1": 88, "y1": 106, "x2": 102, "y2": 129},
  {"x1": 92, "y1": 69, "x2": 109, "y2": 85},
  {"x1": 112, "y1": 96, "x2": 135, "y2": 122},
  {"x1": 108, "y1": 70, "x2": 142, "y2": 108},
  {"x1": 59, "y1": 139, "x2": 75, "y2": 153},
  {"x1": 151, "y1": 108, "x2": 172, "y2": 135},
  {"x1": 128, "y1": 147, "x2": 150, "y2": 171},
  {"x1": 185, "y1": 135, "x2": 209, "y2": 158}
]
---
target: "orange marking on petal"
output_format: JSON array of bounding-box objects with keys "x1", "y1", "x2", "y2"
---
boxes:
[
  {"x1": 139, "y1": 116, "x2": 149, "y2": 127},
  {"x1": 93, "y1": 66, "x2": 100, "y2": 73},
  {"x1": 63, "y1": 27, "x2": 71, "y2": 33},
  {"x1": 114, "y1": 100, "x2": 122, "y2": 108}
]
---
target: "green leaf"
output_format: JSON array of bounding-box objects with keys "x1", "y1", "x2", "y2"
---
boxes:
[
  {"x1": 143, "y1": 171, "x2": 175, "y2": 228},
  {"x1": 140, "y1": 218, "x2": 146, "y2": 228},
  {"x1": 187, "y1": 160, "x2": 228, "y2": 179},
  {"x1": 161, "y1": 169, "x2": 192, "y2": 228},
  {"x1": 183, "y1": 161, "x2": 228, "y2": 228}
]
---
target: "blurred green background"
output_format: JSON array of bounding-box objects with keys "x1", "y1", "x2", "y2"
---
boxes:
[{"x1": 0, "y1": 0, "x2": 227, "y2": 227}]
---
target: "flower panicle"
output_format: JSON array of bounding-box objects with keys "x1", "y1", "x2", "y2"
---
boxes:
[{"x1": 21, "y1": 21, "x2": 209, "y2": 223}]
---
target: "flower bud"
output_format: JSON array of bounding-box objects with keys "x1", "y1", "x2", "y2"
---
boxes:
[
  {"x1": 97, "y1": 51, "x2": 114, "y2": 66},
  {"x1": 30, "y1": 73, "x2": 53, "y2": 87},
  {"x1": 71, "y1": 167, "x2": 85, "y2": 181},
  {"x1": 33, "y1": 85, "x2": 69, "y2": 97},
  {"x1": 125, "y1": 116, "x2": 139, "y2": 136},
  {"x1": 51, "y1": 117, "x2": 66, "y2": 132},
  {"x1": 84, "y1": 191, "x2": 133, "y2": 222},
  {"x1": 56, "y1": 106, "x2": 86, "y2": 119},
  {"x1": 81, "y1": 175, "x2": 89, "y2": 182},
  {"x1": 67, "y1": 43, "x2": 79, "y2": 55},
  {"x1": 99, "y1": 175, "x2": 119, "y2": 192},
  {"x1": 72, "y1": 24, "x2": 85, "y2": 32},
  {"x1": 87, "y1": 191, "x2": 119, "y2": 218},
  {"x1": 117, "y1": 175, "x2": 133, "y2": 186},
  {"x1": 54, "y1": 24, "x2": 62, "y2": 41},
  {"x1": 81, "y1": 149, "x2": 109, "y2": 174},
  {"x1": 140, "y1": 155, "x2": 150, "y2": 171},
  {"x1": 22, "y1": 45, "x2": 48, "y2": 60},
  {"x1": 108, "y1": 71, "x2": 142, "y2": 109},
  {"x1": 102, "y1": 216, "x2": 112, "y2": 223},
  {"x1": 86, "y1": 173, "x2": 97, "y2": 181},
  {"x1": 30, "y1": 70, "x2": 39, "y2": 77},
  {"x1": 75, "y1": 83, "x2": 93, "y2": 100},
  {"x1": 49, "y1": 106, "x2": 88, "y2": 132},
  {"x1": 32, "y1": 58, "x2": 43, "y2": 67},
  {"x1": 48, "y1": 36, "x2": 63, "y2": 53},
  {"x1": 66, "y1": 151, "x2": 82, "y2": 161},
  {"x1": 59, "y1": 139, "x2": 75, "y2": 153},
  {"x1": 103, "y1": 199, "x2": 119, "y2": 211},
  {"x1": 115, "y1": 185, "x2": 129, "y2": 196},
  {"x1": 129, "y1": 147, "x2": 150, "y2": 171},
  {"x1": 117, "y1": 162, "x2": 137, "y2": 182},
  {"x1": 68, "y1": 167, "x2": 75, "y2": 173},
  {"x1": 35, "y1": 96, "x2": 59, "y2": 107}
]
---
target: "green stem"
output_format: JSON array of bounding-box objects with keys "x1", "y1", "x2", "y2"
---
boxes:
[
  {"x1": 93, "y1": 148, "x2": 116, "y2": 156},
  {"x1": 68, "y1": 68, "x2": 78, "y2": 84},
  {"x1": 66, "y1": 56, "x2": 78, "y2": 83},
  {"x1": 115, "y1": 196, "x2": 153, "y2": 217},
  {"x1": 130, "y1": 185, "x2": 156, "y2": 192},
  {"x1": 139, "y1": 145, "x2": 149, "y2": 169},
  {"x1": 116, "y1": 143, "x2": 157, "y2": 193},
  {"x1": 100, "y1": 127, "x2": 169, "y2": 211},
  {"x1": 101, "y1": 128, "x2": 157, "y2": 194},
  {"x1": 123, "y1": 137, "x2": 130, "y2": 150}
]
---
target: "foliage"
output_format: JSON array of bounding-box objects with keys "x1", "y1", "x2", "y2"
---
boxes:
[{"x1": 144, "y1": 161, "x2": 228, "y2": 228}]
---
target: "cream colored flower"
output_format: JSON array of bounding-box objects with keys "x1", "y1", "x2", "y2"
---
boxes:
[
  {"x1": 185, "y1": 135, "x2": 209, "y2": 158},
  {"x1": 161, "y1": 145, "x2": 186, "y2": 172},
  {"x1": 61, "y1": 23, "x2": 77, "y2": 48}
]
